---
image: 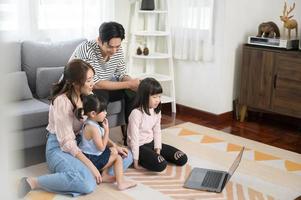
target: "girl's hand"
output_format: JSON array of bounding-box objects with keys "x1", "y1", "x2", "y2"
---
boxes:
[
  {"x1": 91, "y1": 166, "x2": 102, "y2": 184},
  {"x1": 134, "y1": 160, "x2": 144, "y2": 170},
  {"x1": 103, "y1": 118, "x2": 109, "y2": 133},
  {"x1": 155, "y1": 148, "x2": 161, "y2": 155},
  {"x1": 109, "y1": 147, "x2": 118, "y2": 155}
]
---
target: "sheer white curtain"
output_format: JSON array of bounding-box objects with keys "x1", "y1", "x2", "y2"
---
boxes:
[
  {"x1": 0, "y1": 0, "x2": 115, "y2": 41},
  {"x1": 169, "y1": 0, "x2": 214, "y2": 62}
]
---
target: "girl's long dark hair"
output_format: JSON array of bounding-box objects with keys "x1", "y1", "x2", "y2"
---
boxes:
[
  {"x1": 50, "y1": 59, "x2": 94, "y2": 112},
  {"x1": 76, "y1": 94, "x2": 107, "y2": 126},
  {"x1": 133, "y1": 77, "x2": 162, "y2": 115}
]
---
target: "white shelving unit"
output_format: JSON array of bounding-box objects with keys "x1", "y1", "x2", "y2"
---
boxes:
[{"x1": 127, "y1": 0, "x2": 176, "y2": 113}]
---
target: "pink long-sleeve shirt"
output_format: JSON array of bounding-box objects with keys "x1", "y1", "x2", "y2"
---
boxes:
[
  {"x1": 127, "y1": 108, "x2": 162, "y2": 160},
  {"x1": 46, "y1": 94, "x2": 83, "y2": 157}
]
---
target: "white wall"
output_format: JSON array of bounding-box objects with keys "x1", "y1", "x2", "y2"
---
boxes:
[{"x1": 116, "y1": 0, "x2": 301, "y2": 114}]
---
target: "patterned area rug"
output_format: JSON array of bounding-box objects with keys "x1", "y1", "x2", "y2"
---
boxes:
[{"x1": 15, "y1": 122, "x2": 301, "y2": 200}]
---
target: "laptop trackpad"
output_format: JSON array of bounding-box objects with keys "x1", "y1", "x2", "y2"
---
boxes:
[
  {"x1": 190, "y1": 169, "x2": 206, "y2": 181},
  {"x1": 184, "y1": 168, "x2": 206, "y2": 188}
]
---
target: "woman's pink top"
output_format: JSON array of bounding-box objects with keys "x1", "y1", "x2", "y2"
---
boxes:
[
  {"x1": 46, "y1": 94, "x2": 83, "y2": 157},
  {"x1": 127, "y1": 108, "x2": 162, "y2": 160}
]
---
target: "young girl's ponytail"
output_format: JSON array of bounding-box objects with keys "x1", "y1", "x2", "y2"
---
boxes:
[{"x1": 74, "y1": 94, "x2": 88, "y2": 120}]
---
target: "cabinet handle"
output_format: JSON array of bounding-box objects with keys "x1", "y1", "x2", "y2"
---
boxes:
[{"x1": 274, "y1": 74, "x2": 278, "y2": 88}]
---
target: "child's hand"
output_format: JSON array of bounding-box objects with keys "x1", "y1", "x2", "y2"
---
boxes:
[
  {"x1": 103, "y1": 118, "x2": 109, "y2": 132},
  {"x1": 134, "y1": 160, "x2": 144, "y2": 170},
  {"x1": 109, "y1": 147, "x2": 118, "y2": 155},
  {"x1": 155, "y1": 148, "x2": 161, "y2": 155}
]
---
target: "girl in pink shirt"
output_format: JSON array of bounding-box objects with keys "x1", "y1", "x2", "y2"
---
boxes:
[{"x1": 127, "y1": 78, "x2": 187, "y2": 172}]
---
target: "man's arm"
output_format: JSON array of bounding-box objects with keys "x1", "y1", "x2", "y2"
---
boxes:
[
  {"x1": 93, "y1": 76, "x2": 140, "y2": 91},
  {"x1": 93, "y1": 80, "x2": 129, "y2": 90}
]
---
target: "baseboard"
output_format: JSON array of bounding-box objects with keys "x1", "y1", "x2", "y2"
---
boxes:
[{"x1": 161, "y1": 103, "x2": 233, "y2": 123}]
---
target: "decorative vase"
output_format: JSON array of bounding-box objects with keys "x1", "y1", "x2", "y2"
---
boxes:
[
  {"x1": 136, "y1": 47, "x2": 142, "y2": 55},
  {"x1": 143, "y1": 47, "x2": 149, "y2": 55},
  {"x1": 141, "y1": 0, "x2": 155, "y2": 10}
]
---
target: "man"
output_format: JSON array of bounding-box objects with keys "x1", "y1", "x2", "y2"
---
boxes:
[
  {"x1": 70, "y1": 21, "x2": 140, "y2": 143},
  {"x1": 70, "y1": 21, "x2": 139, "y2": 175}
]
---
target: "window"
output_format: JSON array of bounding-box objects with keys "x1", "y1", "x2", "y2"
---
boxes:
[
  {"x1": 0, "y1": 0, "x2": 17, "y2": 31},
  {"x1": 0, "y1": 0, "x2": 115, "y2": 41},
  {"x1": 170, "y1": 0, "x2": 215, "y2": 61}
]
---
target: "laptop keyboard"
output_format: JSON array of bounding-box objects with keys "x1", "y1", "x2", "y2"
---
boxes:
[{"x1": 201, "y1": 171, "x2": 224, "y2": 189}]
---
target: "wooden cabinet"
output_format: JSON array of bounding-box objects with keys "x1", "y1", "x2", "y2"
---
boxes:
[{"x1": 239, "y1": 45, "x2": 301, "y2": 121}]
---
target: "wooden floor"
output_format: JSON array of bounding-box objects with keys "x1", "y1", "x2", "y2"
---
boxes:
[{"x1": 161, "y1": 111, "x2": 301, "y2": 154}]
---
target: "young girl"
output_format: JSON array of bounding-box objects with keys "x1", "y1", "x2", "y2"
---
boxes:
[
  {"x1": 127, "y1": 78, "x2": 188, "y2": 172},
  {"x1": 79, "y1": 94, "x2": 136, "y2": 190}
]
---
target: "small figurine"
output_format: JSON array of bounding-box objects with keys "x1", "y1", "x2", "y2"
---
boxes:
[
  {"x1": 280, "y1": 1, "x2": 298, "y2": 39},
  {"x1": 257, "y1": 21, "x2": 280, "y2": 38},
  {"x1": 136, "y1": 47, "x2": 142, "y2": 55},
  {"x1": 143, "y1": 47, "x2": 149, "y2": 56}
]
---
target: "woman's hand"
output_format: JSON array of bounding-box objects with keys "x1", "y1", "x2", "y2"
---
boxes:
[
  {"x1": 75, "y1": 152, "x2": 102, "y2": 184},
  {"x1": 102, "y1": 118, "x2": 109, "y2": 133},
  {"x1": 116, "y1": 146, "x2": 128, "y2": 158},
  {"x1": 91, "y1": 166, "x2": 102, "y2": 184}
]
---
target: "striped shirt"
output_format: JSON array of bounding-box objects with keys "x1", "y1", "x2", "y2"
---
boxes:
[{"x1": 70, "y1": 40, "x2": 127, "y2": 83}]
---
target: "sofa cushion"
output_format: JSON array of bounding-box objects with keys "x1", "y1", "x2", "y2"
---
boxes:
[
  {"x1": 107, "y1": 100, "x2": 123, "y2": 115},
  {"x1": 15, "y1": 127, "x2": 48, "y2": 149},
  {"x1": 6, "y1": 71, "x2": 33, "y2": 101},
  {"x1": 1, "y1": 42, "x2": 21, "y2": 73},
  {"x1": 36, "y1": 66, "x2": 64, "y2": 99},
  {"x1": 21, "y1": 38, "x2": 86, "y2": 93},
  {"x1": 10, "y1": 98, "x2": 49, "y2": 130}
]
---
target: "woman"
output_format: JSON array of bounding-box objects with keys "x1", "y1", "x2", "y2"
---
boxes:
[{"x1": 18, "y1": 59, "x2": 133, "y2": 198}]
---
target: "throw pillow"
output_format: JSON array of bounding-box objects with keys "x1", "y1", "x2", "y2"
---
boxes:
[
  {"x1": 21, "y1": 38, "x2": 87, "y2": 93},
  {"x1": 36, "y1": 66, "x2": 64, "y2": 99}
]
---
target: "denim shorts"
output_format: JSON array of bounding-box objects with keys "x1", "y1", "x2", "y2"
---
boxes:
[{"x1": 84, "y1": 147, "x2": 111, "y2": 170}]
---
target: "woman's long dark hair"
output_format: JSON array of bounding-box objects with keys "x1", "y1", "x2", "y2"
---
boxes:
[
  {"x1": 50, "y1": 59, "x2": 94, "y2": 112},
  {"x1": 133, "y1": 77, "x2": 162, "y2": 115}
]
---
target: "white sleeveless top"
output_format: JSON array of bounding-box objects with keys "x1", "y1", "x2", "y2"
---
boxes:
[{"x1": 79, "y1": 119, "x2": 104, "y2": 156}]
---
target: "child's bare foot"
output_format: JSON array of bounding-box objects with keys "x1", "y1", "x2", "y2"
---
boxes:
[
  {"x1": 118, "y1": 181, "x2": 137, "y2": 190},
  {"x1": 102, "y1": 173, "x2": 116, "y2": 183}
]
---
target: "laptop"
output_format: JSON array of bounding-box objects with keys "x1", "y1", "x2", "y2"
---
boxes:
[{"x1": 184, "y1": 147, "x2": 245, "y2": 193}]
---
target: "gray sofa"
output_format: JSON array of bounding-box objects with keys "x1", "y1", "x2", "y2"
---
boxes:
[{"x1": 8, "y1": 38, "x2": 125, "y2": 150}]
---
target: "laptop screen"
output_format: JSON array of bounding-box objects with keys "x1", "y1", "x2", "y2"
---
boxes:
[{"x1": 228, "y1": 147, "x2": 244, "y2": 176}]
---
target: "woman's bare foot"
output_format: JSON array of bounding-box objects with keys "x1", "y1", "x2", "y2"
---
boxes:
[
  {"x1": 118, "y1": 181, "x2": 137, "y2": 190},
  {"x1": 102, "y1": 173, "x2": 116, "y2": 183}
]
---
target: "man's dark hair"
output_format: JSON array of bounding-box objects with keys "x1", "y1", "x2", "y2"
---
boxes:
[{"x1": 98, "y1": 21, "x2": 125, "y2": 43}]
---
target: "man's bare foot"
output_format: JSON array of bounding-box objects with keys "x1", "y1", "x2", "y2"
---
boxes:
[
  {"x1": 118, "y1": 181, "x2": 137, "y2": 190},
  {"x1": 102, "y1": 174, "x2": 116, "y2": 183}
]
